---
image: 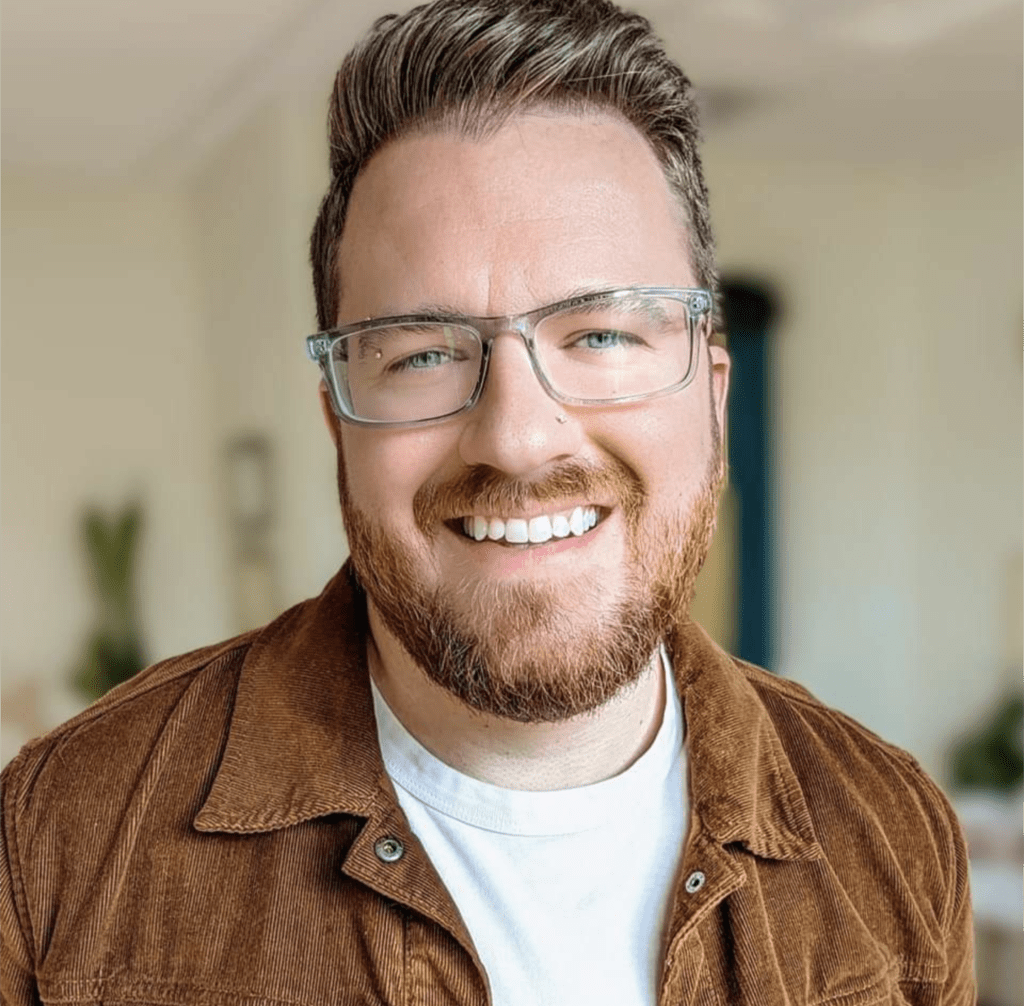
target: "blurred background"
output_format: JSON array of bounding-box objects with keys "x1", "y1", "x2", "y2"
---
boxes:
[{"x1": 1, "y1": 0, "x2": 1021, "y2": 997}]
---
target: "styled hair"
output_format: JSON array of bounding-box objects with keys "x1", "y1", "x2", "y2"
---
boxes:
[{"x1": 309, "y1": 0, "x2": 715, "y2": 332}]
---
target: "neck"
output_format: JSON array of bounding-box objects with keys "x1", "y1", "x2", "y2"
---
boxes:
[{"x1": 366, "y1": 602, "x2": 666, "y2": 791}]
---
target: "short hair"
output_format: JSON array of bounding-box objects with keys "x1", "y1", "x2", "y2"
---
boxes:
[{"x1": 309, "y1": 0, "x2": 715, "y2": 332}]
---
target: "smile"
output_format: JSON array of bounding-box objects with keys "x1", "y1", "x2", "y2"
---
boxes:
[{"x1": 459, "y1": 506, "x2": 603, "y2": 545}]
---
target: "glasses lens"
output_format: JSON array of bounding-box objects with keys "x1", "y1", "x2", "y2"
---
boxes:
[
  {"x1": 534, "y1": 294, "x2": 697, "y2": 401},
  {"x1": 331, "y1": 323, "x2": 482, "y2": 422}
]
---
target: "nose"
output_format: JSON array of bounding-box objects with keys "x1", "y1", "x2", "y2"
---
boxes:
[{"x1": 458, "y1": 330, "x2": 582, "y2": 477}]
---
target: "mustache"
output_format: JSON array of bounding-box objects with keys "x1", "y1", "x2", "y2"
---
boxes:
[{"x1": 413, "y1": 459, "x2": 646, "y2": 532}]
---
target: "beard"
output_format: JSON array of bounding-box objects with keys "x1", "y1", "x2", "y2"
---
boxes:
[{"x1": 337, "y1": 419, "x2": 724, "y2": 725}]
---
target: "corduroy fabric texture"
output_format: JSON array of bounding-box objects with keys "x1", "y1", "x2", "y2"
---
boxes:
[{"x1": 1, "y1": 563, "x2": 974, "y2": 1005}]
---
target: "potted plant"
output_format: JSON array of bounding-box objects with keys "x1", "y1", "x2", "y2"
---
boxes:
[{"x1": 72, "y1": 501, "x2": 147, "y2": 700}]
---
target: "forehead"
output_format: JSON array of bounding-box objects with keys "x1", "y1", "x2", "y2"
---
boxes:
[{"x1": 336, "y1": 110, "x2": 694, "y2": 322}]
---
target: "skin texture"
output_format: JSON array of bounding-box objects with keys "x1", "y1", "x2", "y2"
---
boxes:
[{"x1": 321, "y1": 110, "x2": 730, "y2": 790}]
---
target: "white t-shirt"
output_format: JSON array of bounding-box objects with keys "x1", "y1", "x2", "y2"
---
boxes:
[{"x1": 370, "y1": 646, "x2": 689, "y2": 1006}]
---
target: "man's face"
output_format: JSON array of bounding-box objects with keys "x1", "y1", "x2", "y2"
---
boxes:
[{"x1": 328, "y1": 110, "x2": 730, "y2": 723}]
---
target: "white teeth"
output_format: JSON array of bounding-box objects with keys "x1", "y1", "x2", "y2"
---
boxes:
[
  {"x1": 504, "y1": 518, "x2": 529, "y2": 544},
  {"x1": 461, "y1": 507, "x2": 600, "y2": 544},
  {"x1": 528, "y1": 516, "x2": 553, "y2": 543},
  {"x1": 569, "y1": 507, "x2": 585, "y2": 536}
]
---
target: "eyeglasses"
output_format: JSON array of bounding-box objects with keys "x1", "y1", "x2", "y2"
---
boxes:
[{"x1": 306, "y1": 286, "x2": 713, "y2": 428}]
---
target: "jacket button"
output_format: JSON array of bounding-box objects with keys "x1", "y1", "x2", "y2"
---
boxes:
[
  {"x1": 374, "y1": 836, "x2": 405, "y2": 863},
  {"x1": 684, "y1": 870, "x2": 706, "y2": 894}
]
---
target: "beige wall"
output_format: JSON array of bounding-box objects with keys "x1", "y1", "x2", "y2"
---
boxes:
[
  {"x1": 1, "y1": 175, "x2": 230, "y2": 758},
  {"x1": 187, "y1": 99, "x2": 343, "y2": 623},
  {"x1": 2, "y1": 101, "x2": 1020, "y2": 787},
  {"x1": 704, "y1": 145, "x2": 1023, "y2": 779}
]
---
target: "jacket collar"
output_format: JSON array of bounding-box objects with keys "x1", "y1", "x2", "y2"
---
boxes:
[
  {"x1": 195, "y1": 563, "x2": 821, "y2": 862},
  {"x1": 666, "y1": 620, "x2": 822, "y2": 861},
  {"x1": 194, "y1": 564, "x2": 385, "y2": 832}
]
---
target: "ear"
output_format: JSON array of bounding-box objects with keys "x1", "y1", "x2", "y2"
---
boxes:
[
  {"x1": 319, "y1": 381, "x2": 342, "y2": 448},
  {"x1": 708, "y1": 344, "x2": 730, "y2": 440}
]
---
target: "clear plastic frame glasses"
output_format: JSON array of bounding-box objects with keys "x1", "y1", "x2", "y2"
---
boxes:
[{"x1": 305, "y1": 286, "x2": 713, "y2": 428}]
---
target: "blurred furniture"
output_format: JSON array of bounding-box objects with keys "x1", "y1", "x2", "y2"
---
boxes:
[
  {"x1": 720, "y1": 279, "x2": 778, "y2": 670},
  {"x1": 955, "y1": 792, "x2": 1023, "y2": 1006}
]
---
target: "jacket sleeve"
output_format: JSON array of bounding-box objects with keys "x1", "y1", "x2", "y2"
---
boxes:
[
  {"x1": 1, "y1": 755, "x2": 41, "y2": 1006},
  {"x1": 939, "y1": 807, "x2": 975, "y2": 1005}
]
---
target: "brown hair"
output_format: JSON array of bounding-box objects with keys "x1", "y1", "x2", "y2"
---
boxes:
[{"x1": 309, "y1": 0, "x2": 715, "y2": 331}]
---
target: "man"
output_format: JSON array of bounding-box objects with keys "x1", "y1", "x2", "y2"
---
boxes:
[{"x1": 1, "y1": 1, "x2": 974, "y2": 1003}]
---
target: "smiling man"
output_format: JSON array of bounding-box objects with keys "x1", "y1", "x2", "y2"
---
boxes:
[
  {"x1": 1, "y1": 1, "x2": 974, "y2": 1004},
  {"x1": 327, "y1": 112, "x2": 725, "y2": 748}
]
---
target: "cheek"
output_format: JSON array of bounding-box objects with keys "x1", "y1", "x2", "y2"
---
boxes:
[
  {"x1": 339, "y1": 427, "x2": 457, "y2": 523},
  {"x1": 593, "y1": 397, "x2": 711, "y2": 507}
]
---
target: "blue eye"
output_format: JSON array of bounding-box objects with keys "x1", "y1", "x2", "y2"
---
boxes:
[
  {"x1": 389, "y1": 349, "x2": 455, "y2": 372},
  {"x1": 575, "y1": 330, "x2": 642, "y2": 350}
]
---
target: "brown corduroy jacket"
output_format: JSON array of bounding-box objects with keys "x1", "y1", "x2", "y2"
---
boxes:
[{"x1": 1, "y1": 565, "x2": 974, "y2": 1005}]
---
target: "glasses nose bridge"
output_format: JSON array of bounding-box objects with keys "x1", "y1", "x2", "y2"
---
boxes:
[
  {"x1": 478, "y1": 311, "x2": 543, "y2": 365},
  {"x1": 476, "y1": 312, "x2": 555, "y2": 402},
  {"x1": 481, "y1": 311, "x2": 536, "y2": 345}
]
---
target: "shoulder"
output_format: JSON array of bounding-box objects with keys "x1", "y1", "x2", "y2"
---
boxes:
[
  {"x1": 2, "y1": 632, "x2": 254, "y2": 831},
  {"x1": 740, "y1": 660, "x2": 955, "y2": 829},
  {"x1": 738, "y1": 660, "x2": 968, "y2": 944},
  {"x1": 1, "y1": 630, "x2": 259, "y2": 973}
]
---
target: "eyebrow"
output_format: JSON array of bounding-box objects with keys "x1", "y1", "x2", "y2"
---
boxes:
[
  {"x1": 386, "y1": 303, "x2": 470, "y2": 322},
  {"x1": 571, "y1": 292, "x2": 675, "y2": 322},
  {"x1": 377, "y1": 286, "x2": 634, "y2": 322}
]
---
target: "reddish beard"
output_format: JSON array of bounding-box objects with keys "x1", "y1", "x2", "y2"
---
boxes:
[{"x1": 337, "y1": 440, "x2": 724, "y2": 724}]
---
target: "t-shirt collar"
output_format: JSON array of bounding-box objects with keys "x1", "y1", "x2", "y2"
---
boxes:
[{"x1": 194, "y1": 561, "x2": 821, "y2": 862}]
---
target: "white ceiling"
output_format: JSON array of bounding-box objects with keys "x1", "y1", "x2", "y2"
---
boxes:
[{"x1": 2, "y1": 0, "x2": 1020, "y2": 181}]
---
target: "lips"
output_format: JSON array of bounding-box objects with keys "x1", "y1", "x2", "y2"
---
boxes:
[{"x1": 459, "y1": 505, "x2": 601, "y2": 544}]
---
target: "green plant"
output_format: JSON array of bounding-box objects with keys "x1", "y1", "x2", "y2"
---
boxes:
[
  {"x1": 73, "y1": 501, "x2": 147, "y2": 700},
  {"x1": 949, "y1": 689, "x2": 1024, "y2": 793}
]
